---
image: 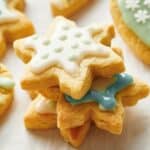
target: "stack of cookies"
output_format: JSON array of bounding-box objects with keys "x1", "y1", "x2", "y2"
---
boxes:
[{"x1": 14, "y1": 16, "x2": 149, "y2": 147}]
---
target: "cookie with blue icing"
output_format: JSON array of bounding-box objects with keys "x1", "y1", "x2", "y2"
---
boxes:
[
  {"x1": 0, "y1": 64, "x2": 15, "y2": 117},
  {"x1": 24, "y1": 73, "x2": 149, "y2": 147},
  {"x1": 0, "y1": 0, "x2": 34, "y2": 59},
  {"x1": 110, "y1": 0, "x2": 150, "y2": 64}
]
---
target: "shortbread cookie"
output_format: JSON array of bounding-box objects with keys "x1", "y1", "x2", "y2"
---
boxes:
[
  {"x1": 8, "y1": 0, "x2": 25, "y2": 11},
  {"x1": 14, "y1": 16, "x2": 125, "y2": 99},
  {"x1": 0, "y1": 64, "x2": 15, "y2": 117},
  {"x1": 110, "y1": 0, "x2": 150, "y2": 64},
  {"x1": 24, "y1": 94, "x2": 57, "y2": 129},
  {"x1": 0, "y1": 0, "x2": 34, "y2": 58},
  {"x1": 24, "y1": 73, "x2": 149, "y2": 147},
  {"x1": 50, "y1": 0, "x2": 89, "y2": 17}
]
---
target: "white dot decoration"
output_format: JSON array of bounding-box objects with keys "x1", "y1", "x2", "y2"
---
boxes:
[{"x1": 22, "y1": 19, "x2": 110, "y2": 74}]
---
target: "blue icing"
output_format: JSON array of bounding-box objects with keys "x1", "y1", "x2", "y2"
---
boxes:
[{"x1": 65, "y1": 73, "x2": 133, "y2": 110}]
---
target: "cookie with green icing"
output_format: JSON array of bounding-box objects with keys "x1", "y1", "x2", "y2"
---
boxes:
[{"x1": 110, "y1": 0, "x2": 150, "y2": 64}]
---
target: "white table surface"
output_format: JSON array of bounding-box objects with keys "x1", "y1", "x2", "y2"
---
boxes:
[{"x1": 1, "y1": 0, "x2": 150, "y2": 150}]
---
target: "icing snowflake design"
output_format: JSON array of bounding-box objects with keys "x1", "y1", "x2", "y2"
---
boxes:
[
  {"x1": 125, "y1": 0, "x2": 150, "y2": 24},
  {"x1": 22, "y1": 20, "x2": 110, "y2": 74},
  {"x1": 144, "y1": 0, "x2": 150, "y2": 8},
  {"x1": 125, "y1": 0, "x2": 140, "y2": 10},
  {"x1": 134, "y1": 10, "x2": 150, "y2": 23},
  {"x1": 0, "y1": 0, "x2": 18, "y2": 23}
]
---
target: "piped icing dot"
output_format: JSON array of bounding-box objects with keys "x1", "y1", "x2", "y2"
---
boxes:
[
  {"x1": 68, "y1": 54, "x2": 77, "y2": 61},
  {"x1": 0, "y1": 0, "x2": 18, "y2": 23},
  {"x1": 35, "y1": 97, "x2": 56, "y2": 114},
  {"x1": 82, "y1": 39, "x2": 92, "y2": 45},
  {"x1": 59, "y1": 34, "x2": 67, "y2": 41},
  {"x1": 65, "y1": 73, "x2": 133, "y2": 111},
  {"x1": 43, "y1": 40, "x2": 51, "y2": 46},
  {"x1": 21, "y1": 19, "x2": 110, "y2": 74},
  {"x1": 41, "y1": 52, "x2": 49, "y2": 59},
  {"x1": 54, "y1": 47, "x2": 63, "y2": 52},
  {"x1": 74, "y1": 32, "x2": 82, "y2": 38},
  {"x1": 118, "y1": 0, "x2": 150, "y2": 47},
  {"x1": 71, "y1": 43, "x2": 79, "y2": 49}
]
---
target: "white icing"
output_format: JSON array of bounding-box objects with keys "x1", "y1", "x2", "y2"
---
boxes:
[
  {"x1": 144, "y1": 0, "x2": 150, "y2": 8},
  {"x1": 125, "y1": 0, "x2": 150, "y2": 24},
  {"x1": 35, "y1": 97, "x2": 56, "y2": 114},
  {"x1": 21, "y1": 19, "x2": 110, "y2": 74},
  {"x1": 0, "y1": 0, "x2": 18, "y2": 24},
  {"x1": 125, "y1": 0, "x2": 140, "y2": 10},
  {"x1": 134, "y1": 9, "x2": 150, "y2": 23}
]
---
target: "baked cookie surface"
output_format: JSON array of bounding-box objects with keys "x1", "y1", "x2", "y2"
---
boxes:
[
  {"x1": 50, "y1": 0, "x2": 89, "y2": 17},
  {"x1": 0, "y1": 64, "x2": 15, "y2": 117},
  {"x1": 110, "y1": 0, "x2": 150, "y2": 64},
  {"x1": 0, "y1": 0, "x2": 34, "y2": 58},
  {"x1": 14, "y1": 16, "x2": 125, "y2": 99},
  {"x1": 24, "y1": 73, "x2": 149, "y2": 147}
]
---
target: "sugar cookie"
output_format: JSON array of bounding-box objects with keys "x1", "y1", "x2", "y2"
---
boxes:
[
  {"x1": 110, "y1": 0, "x2": 150, "y2": 64},
  {"x1": 14, "y1": 16, "x2": 125, "y2": 99},
  {"x1": 0, "y1": 0, "x2": 34, "y2": 58}
]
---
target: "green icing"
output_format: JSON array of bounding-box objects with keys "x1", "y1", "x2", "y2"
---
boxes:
[
  {"x1": 65, "y1": 73, "x2": 133, "y2": 111},
  {"x1": 118, "y1": 0, "x2": 150, "y2": 47},
  {"x1": 0, "y1": 77, "x2": 15, "y2": 90}
]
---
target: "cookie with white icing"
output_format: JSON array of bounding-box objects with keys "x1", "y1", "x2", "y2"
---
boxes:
[
  {"x1": 0, "y1": 64, "x2": 15, "y2": 117},
  {"x1": 0, "y1": 0, "x2": 34, "y2": 58},
  {"x1": 50, "y1": 0, "x2": 89, "y2": 17},
  {"x1": 110, "y1": 0, "x2": 150, "y2": 64},
  {"x1": 14, "y1": 16, "x2": 125, "y2": 99},
  {"x1": 24, "y1": 73, "x2": 149, "y2": 147}
]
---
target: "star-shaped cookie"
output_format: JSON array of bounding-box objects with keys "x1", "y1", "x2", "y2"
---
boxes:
[
  {"x1": 50, "y1": 0, "x2": 90, "y2": 17},
  {"x1": 0, "y1": 0, "x2": 34, "y2": 58},
  {"x1": 24, "y1": 74, "x2": 149, "y2": 147},
  {"x1": 14, "y1": 16, "x2": 125, "y2": 99},
  {"x1": 0, "y1": 64, "x2": 15, "y2": 117}
]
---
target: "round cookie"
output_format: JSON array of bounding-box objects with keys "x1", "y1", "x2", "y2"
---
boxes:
[
  {"x1": 0, "y1": 64, "x2": 15, "y2": 117},
  {"x1": 110, "y1": 0, "x2": 150, "y2": 64}
]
